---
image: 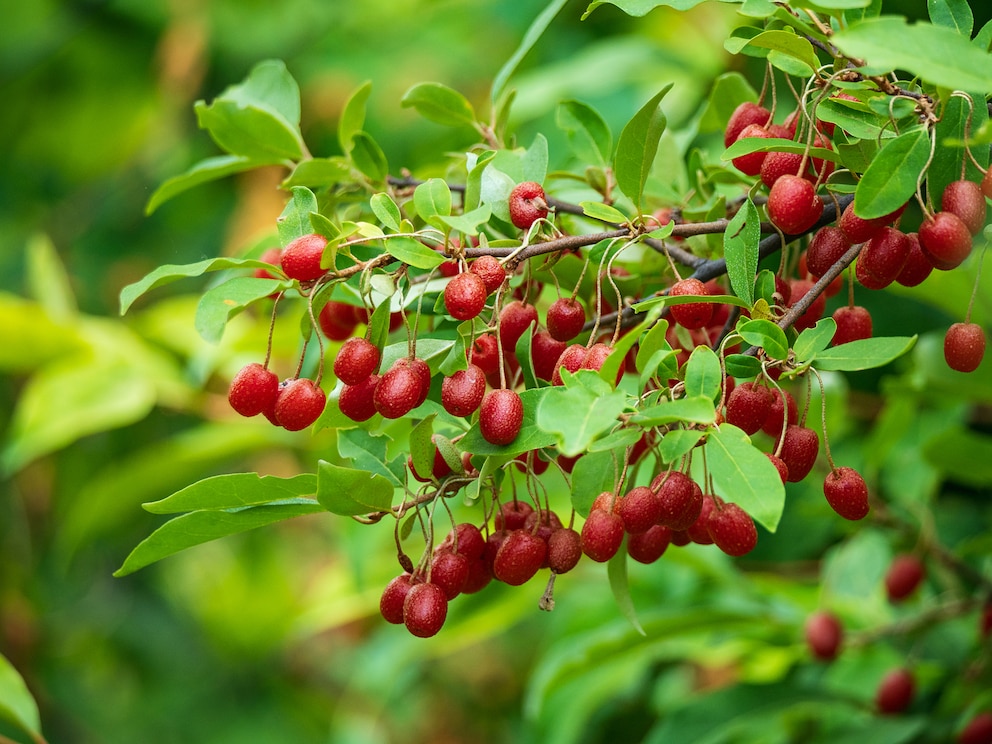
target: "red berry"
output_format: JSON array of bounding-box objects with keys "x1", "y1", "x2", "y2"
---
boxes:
[
  {"x1": 958, "y1": 712, "x2": 992, "y2": 744},
  {"x1": 273, "y1": 378, "x2": 326, "y2": 431},
  {"x1": 685, "y1": 494, "x2": 717, "y2": 544},
  {"x1": 333, "y1": 337, "x2": 380, "y2": 385},
  {"x1": 498, "y1": 301, "x2": 539, "y2": 352},
  {"x1": 885, "y1": 554, "x2": 925, "y2": 603},
  {"x1": 726, "y1": 381, "x2": 774, "y2": 435},
  {"x1": 493, "y1": 529, "x2": 546, "y2": 585},
  {"x1": 403, "y1": 582, "x2": 448, "y2": 638},
  {"x1": 546, "y1": 297, "x2": 587, "y2": 342},
  {"x1": 338, "y1": 374, "x2": 380, "y2": 422},
  {"x1": 509, "y1": 181, "x2": 549, "y2": 230},
  {"x1": 479, "y1": 388, "x2": 524, "y2": 446},
  {"x1": 617, "y1": 486, "x2": 663, "y2": 535},
  {"x1": 766, "y1": 453, "x2": 789, "y2": 484},
  {"x1": 762, "y1": 389, "x2": 799, "y2": 438},
  {"x1": 759, "y1": 150, "x2": 806, "y2": 189},
  {"x1": 876, "y1": 668, "x2": 915, "y2": 715},
  {"x1": 461, "y1": 556, "x2": 492, "y2": 594},
  {"x1": 838, "y1": 202, "x2": 890, "y2": 244},
  {"x1": 895, "y1": 233, "x2": 934, "y2": 287},
  {"x1": 779, "y1": 425, "x2": 819, "y2": 482},
  {"x1": 380, "y1": 573, "x2": 415, "y2": 624},
  {"x1": 524, "y1": 509, "x2": 563, "y2": 567},
  {"x1": 787, "y1": 279, "x2": 827, "y2": 332},
  {"x1": 653, "y1": 471, "x2": 703, "y2": 531},
  {"x1": 228, "y1": 363, "x2": 280, "y2": 417},
  {"x1": 430, "y1": 550, "x2": 470, "y2": 600},
  {"x1": 823, "y1": 466, "x2": 870, "y2": 520},
  {"x1": 547, "y1": 527, "x2": 583, "y2": 574},
  {"x1": 531, "y1": 331, "x2": 568, "y2": 381},
  {"x1": 831, "y1": 306, "x2": 873, "y2": 346},
  {"x1": 724, "y1": 102, "x2": 771, "y2": 148},
  {"x1": 627, "y1": 524, "x2": 672, "y2": 564},
  {"x1": 580, "y1": 508, "x2": 625, "y2": 562},
  {"x1": 280, "y1": 233, "x2": 328, "y2": 282},
  {"x1": 551, "y1": 343, "x2": 587, "y2": 385},
  {"x1": 767, "y1": 175, "x2": 824, "y2": 235},
  {"x1": 805, "y1": 610, "x2": 844, "y2": 661},
  {"x1": 707, "y1": 501, "x2": 758, "y2": 557},
  {"x1": 441, "y1": 364, "x2": 486, "y2": 417},
  {"x1": 942, "y1": 179, "x2": 987, "y2": 235},
  {"x1": 806, "y1": 226, "x2": 852, "y2": 278},
  {"x1": 919, "y1": 211, "x2": 974, "y2": 270},
  {"x1": 731, "y1": 123, "x2": 774, "y2": 175},
  {"x1": 495, "y1": 500, "x2": 534, "y2": 532},
  {"x1": 438, "y1": 259, "x2": 460, "y2": 278},
  {"x1": 857, "y1": 227, "x2": 910, "y2": 288},
  {"x1": 944, "y1": 323, "x2": 986, "y2": 372},
  {"x1": 374, "y1": 360, "x2": 425, "y2": 419},
  {"x1": 444, "y1": 271, "x2": 488, "y2": 321},
  {"x1": 438, "y1": 523, "x2": 486, "y2": 562},
  {"x1": 469, "y1": 255, "x2": 507, "y2": 294},
  {"x1": 669, "y1": 278, "x2": 714, "y2": 330},
  {"x1": 468, "y1": 333, "x2": 500, "y2": 376},
  {"x1": 318, "y1": 300, "x2": 359, "y2": 341}
]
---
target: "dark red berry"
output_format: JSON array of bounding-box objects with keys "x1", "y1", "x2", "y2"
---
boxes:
[
  {"x1": 885, "y1": 554, "x2": 925, "y2": 603},
  {"x1": 468, "y1": 333, "x2": 500, "y2": 376},
  {"x1": 838, "y1": 202, "x2": 890, "y2": 244},
  {"x1": 228, "y1": 363, "x2": 280, "y2": 417},
  {"x1": 493, "y1": 529, "x2": 546, "y2": 585},
  {"x1": 438, "y1": 523, "x2": 486, "y2": 562},
  {"x1": 407, "y1": 357, "x2": 431, "y2": 407},
  {"x1": 495, "y1": 500, "x2": 534, "y2": 532},
  {"x1": 531, "y1": 331, "x2": 568, "y2": 381},
  {"x1": 731, "y1": 123, "x2": 774, "y2": 175},
  {"x1": 761, "y1": 389, "x2": 798, "y2": 438},
  {"x1": 767, "y1": 174, "x2": 824, "y2": 235},
  {"x1": 895, "y1": 233, "x2": 934, "y2": 287},
  {"x1": 766, "y1": 453, "x2": 789, "y2": 484},
  {"x1": 779, "y1": 425, "x2": 819, "y2": 482},
  {"x1": 580, "y1": 508, "x2": 625, "y2": 562},
  {"x1": 857, "y1": 227, "x2": 910, "y2": 288},
  {"x1": 958, "y1": 712, "x2": 992, "y2": 744},
  {"x1": 280, "y1": 233, "x2": 328, "y2": 282},
  {"x1": 876, "y1": 668, "x2": 915, "y2": 714},
  {"x1": 430, "y1": 550, "x2": 470, "y2": 600},
  {"x1": 338, "y1": 374, "x2": 380, "y2": 422},
  {"x1": 653, "y1": 471, "x2": 703, "y2": 531},
  {"x1": 441, "y1": 364, "x2": 486, "y2": 417},
  {"x1": 831, "y1": 306, "x2": 873, "y2": 346},
  {"x1": 333, "y1": 337, "x2": 380, "y2": 385},
  {"x1": 380, "y1": 573, "x2": 415, "y2": 624},
  {"x1": 725, "y1": 102, "x2": 771, "y2": 148},
  {"x1": 707, "y1": 501, "x2": 758, "y2": 557},
  {"x1": 823, "y1": 466, "x2": 870, "y2": 520},
  {"x1": 273, "y1": 378, "x2": 326, "y2": 431},
  {"x1": 509, "y1": 181, "x2": 549, "y2": 230},
  {"x1": 759, "y1": 150, "x2": 805, "y2": 189},
  {"x1": 805, "y1": 610, "x2": 843, "y2": 661},
  {"x1": 479, "y1": 388, "x2": 524, "y2": 446},
  {"x1": 319, "y1": 300, "x2": 359, "y2": 341},
  {"x1": 919, "y1": 211, "x2": 973, "y2": 270},
  {"x1": 806, "y1": 226, "x2": 852, "y2": 278},
  {"x1": 546, "y1": 297, "x2": 586, "y2": 342},
  {"x1": 374, "y1": 360, "x2": 425, "y2": 419},
  {"x1": 498, "y1": 301, "x2": 539, "y2": 352},
  {"x1": 444, "y1": 271, "x2": 488, "y2": 320},
  {"x1": 942, "y1": 179, "x2": 987, "y2": 235},
  {"x1": 551, "y1": 343, "x2": 588, "y2": 385},
  {"x1": 726, "y1": 381, "x2": 774, "y2": 435},
  {"x1": 547, "y1": 527, "x2": 583, "y2": 574},
  {"x1": 685, "y1": 494, "x2": 717, "y2": 545},
  {"x1": 944, "y1": 323, "x2": 986, "y2": 372},
  {"x1": 461, "y1": 556, "x2": 492, "y2": 594},
  {"x1": 627, "y1": 524, "x2": 672, "y2": 564},
  {"x1": 403, "y1": 582, "x2": 448, "y2": 638},
  {"x1": 787, "y1": 279, "x2": 827, "y2": 332},
  {"x1": 617, "y1": 486, "x2": 663, "y2": 535},
  {"x1": 669, "y1": 277, "x2": 714, "y2": 330}
]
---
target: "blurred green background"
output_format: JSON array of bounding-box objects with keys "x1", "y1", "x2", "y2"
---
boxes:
[{"x1": 2, "y1": 1, "x2": 991, "y2": 743}]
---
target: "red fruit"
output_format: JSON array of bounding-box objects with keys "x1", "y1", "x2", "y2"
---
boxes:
[
  {"x1": 441, "y1": 364, "x2": 486, "y2": 417},
  {"x1": 461, "y1": 556, "x2": 492, "y2": 594},
  {"x1": 767, "y1": 175, "x2": 824, "y2": 235},
  {"x1": 430, "y1": 550, "x2": 470, "y2": 600},
  {"x1": 319, "y1": 300, "x2": 359, "y2": 341},
  {"x1": 726, "y1": 381, "x2": 774, "y2": 435},
  {"x1": 407, "y1": 357, "x2": 431, "y2": 407},
  {"x1": 280, "y1": 233, "x2": 328, "y2": 282},
  {"x1": 228, "y1": 363, "x2": 280, "y2": 417},
  {"x1": 498, "y1": 301, "x2": 539, "y2": 352},
  {"x1": 805, "y1": 611, "x2": 844, "y2": 661},
  {"x1": 444, "y1": 271, "x2": 488, "y2": 321},
  {"x1": 731, "y1": 123, "x2": 774, "y2": 175},
  {"x1": 580, "y1": 508, "x2": 626, "y2": 562},
  {"x1": 495, "y1": 500, "x2": 534, "y2": 532},
  {"x1": 766, "y1": 453, "x2": 789, "y2": 484},
  {"x1": 333, "y1": 337, "x2": 380, "y2": 385},
  {"x1": 806, "y1": 226, "x2": 852, "y2": 278},
  {"x1": 469, "y1": 255, "x2": 507, "y2": 294},
  {"x1": 514, "y1": 450, "x2": 550, "y2": 476},
  {"x1": 759, "y1": 150, "x2": 806, "y2": 189},
  {"x1": 686, "y1": 494, "x2": 717, "y2": 544},
  {"x1": 762, "y1": 389, "x2": 799, "y2": 438},
  {"x1": 983, "y1": 168, "x2": 992, "y2": 199},
  {"x1": 338, "y1": 374, "x2": 380, "y2": 422},
  {"x1": 885, "y1": 554, "x2": 925, "y2": 602},
  {"x1": 832, "y1": 306, "x2": 873, "y2": 346},
  {"x1": 551, "y1": 343, "x2": 588, "y2": 385},
  {"x1": 838, "y1": 202, "x2": 890, "y2": 244},
  {"x1": 654, "y1": 471, "x2": 703, "y2": 531},
  {"x1": 669, "y1": 277, "x2": 714, "y2": 330},
  {"x1": 823, "y1": 466, "x2": 870, "y2": 520},
  {"x1": 524, "y1": 509, "x2": 563, "y2": 566},
  {"x1": 787, "y1": 278, "x2": 827, "y2": 332},
  {"x1": 896, "y1": 233, "x2": 934, "y2": 287},
  {"x1": 724, "y1": 101, "x2": 771, "y2": 148},
  {"x1": 942, "y1": 179, "x2": 987, "y2": 235},
  {"x1": 627, "y1": 524, "x2": 672, "y2": 564},
  {"x1": 547, "y1": 297, "x2": 586, "y2": 342},
  {"x1": 531, "y1": 331, "x2": 568, "y2": 381},
  {"x1": 374, "y1": 360, "x2": 425, "y2": 419},
  {"x1": 707, "y1": 501, "x2": 758, "y2": 557},
  {"x1": 919, "y1": 211, "x2": 974, "y2": 270},
  {"x1": 274, "y1": 378, "x2": 326, "y2": 431},
  {"x1": 857, "y1": 227, "x2": 910, "y2": 288},
  {"x1": 403, "y1": 582, "x2": 448, "y2": 638},
  {"x1": 479, "y1": 388, "x2": 524, "y2": 446},
  {"x1": 958, "y1": 712, "x2": 992, "y2": 744},
  {"x1": 944, "y1": 323, "x2": 986, "y2": 372},
  {"x1": 438, "y1": 523, "x2": 486, "y2": 562},
  {"x1": 779, "y1": 425, "x2": 820, "y2": 482},
  {"x1": 876, "y1": 668, "x2": 915, "y2": 714},
  {"x1": 468, "y1": 333, "x2": 500, "y2": 376},
  {"x1": 547, "y1": 527, "x2": 583, "y2": 574},
  {"x1": 617, "y1": 486, "x2": 663, "y2": 535},
  {"x1": 438, "y1": 259, "x2": 460, "y2": 278},
  {"x1": 493, "y1": 529, "x2": 547, "y2": 585},
  {"x1": 380, "y1": 573, "x2": 415, "y2": 624},
  {"x1": 509, "y1": 181, "x2": 549, "y2": 230}
]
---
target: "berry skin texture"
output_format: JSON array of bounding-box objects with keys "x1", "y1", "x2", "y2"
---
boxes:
[
  {"x1": 374, "y1": 361, "x2": 424, "y2": 419},
  {"x1": 767, "y1": 174, "x2": 824, "y2": 235},
  {"x1": 280, "y1": 233, "x2": 329, "y2": 282},
  {"x1": 653, "y1": 471, "x2": 703, "y2": 531},
  {"x1": 318, "y1": 300, "x2": 359, "y2": 341},
  {"x1": 402, "y1": 582, "x2": 448, "y2": 638},
  {"x1": 730, "y1": 123, "x2": 773, "y2": 175},
  {"x1": 581, "y1": 508, "x2": 626, "y2": 562},
  {"x1": 876, "y1": 668, "x2": 915, "y2": 715},
  {"x1": 493, "y1": 530, "x2": 546, "y2": 585},
  {"x1": 787, "y1": 278, "x2": 827, "y2": 332},
  {"x1": 627, "y1": 524, "x2": 672, "y2": 564},
  {"x1": 779, "y1": 425, "x2": 820, "y2": 483},
  {"x1": 919, "y1": 211, "x2": 974, "y2": 270},
  {"x1": 617, "y1": 486, "x2": 663, "y2": 535},
  {"x1": 546, "y1": 297, "x2": 586, "y2": 342},
  {"x1": 766, "y1": 453, "x2": 789, "y2": 484},
  {"x1": 762, "y1": 389, "x2": 799, "y2": 438},
  {"x1": 669, "y1": 278, "x2": 714, "y2": 330},
  {"x1": 551, "y1": 343, "x2": 587, "y2": 385},
  {"x1": 724, "y1": 101, "x2": 771, "y2": 148},
  {"x1": 726, "y1": 381, "x2": 774, "y2": 435},
  {"x1": 380, "y1": 573, "x2": 415, "y2": 625},
  {"x1": 707, "y1": 501, "x2": 758, "y2": 557},
  {"x1": 805, "y1": 611, "x2": 844, "y2": 661},
  {"x1": 806, "y1": 226, "x2": 852, "y2": 278},
  {"x1": 944, "y1": 323, "x2": 986, "y2": 373},
  {"x1": 509, "y1": 181, "x2": 549, "y2": 230},
  {"x1": 823, "y1": 466, "x2": 870, "y2": 520},
  {"x1": 858, "y1": 227, "x2": 910, "y2": 288},
  {"x1": 495, "y1": 500, "x2": 534, "y2": 532},
  {"x1": 547, "y1": 527, "x2": 583, "y2": 574},
  {"x1": 469, "y1": 255, "x2": 506, "y2": 294},
  {"x1": 441, "y1": 364, "x2": 487, "y2": 417},
  {"x1": 498, "y1": 301, "x2": 539, "y2": 352},
  {"x1": 838, "y1": 202, "x2": 890, "y2": 244},
  {"x1": 469, "y1": 333, "x2": 500, "y2": 376},
  {"x1": 479, "y1": 389, "x2": 524, "y2": 446},
  {"x1": 958, "y1": 712, "x2": 992, "y2": 744},
  {"x1": 885, "y1": 554, "x2": 925, "y2": 603},
  {"x1": 273, "y1": 378, "x2": 326, "y2": 431},
  {"x1": 333, "y1": 337, "x2": 380, "y2": 385},
  {"x1": 338, "y1": 374, "x2": 380, "y2": 422},
  {"x1": 831, "y1": 305, "x2": 873, "y2": 346},
  {"x1": 942, "y1": 179, "x2": 987, "y2": 235},
  {"x1": 896, "y1": 233, "x2": 934, "y2": 287},
  {"x1": 531, "y1": 331, "x2": 568, "y2": 381},
  {"x1": 430, "y1": 550, "x2": 470, "y2": 600},
  {"x1": 228, "y1": 363, "x2": 280, "y2": 417},
  {"x1": 444, "y1": 271, "x2": 488, "y2": 321}
]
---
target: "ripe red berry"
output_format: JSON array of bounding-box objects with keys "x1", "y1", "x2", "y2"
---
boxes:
[
  {"x1": 724, "y1": 101, "x2": 771, "y2": 147},
  {"x1": 767, "y1": 174, "x2": 824, "y2": 235},
  {"x1": 280, "y1": 233, "x2": 328, "y2": 282},
  {"x1": 546, "y1": 297, "x2": 587, "y2": 342},
  {"x1": 838, "y1": 202, "x2": 890, "y2": 244},
  {"x1": 944, "y1": 323, "x2": 986, "y2": 372},
  {"x1": 805, "y1": 226, "x2": 852, "y2": 278},
  {"x1": 461, "y1": 556, "x2": 492, "y2": 594},
  {"x1": 441, "y1": 364, "x2": 486, "y2": 417},
  {"x1": 438, "y1": 523, "x2": 486, "y2": 562},
  {"x1": 895, "y1": 233, "x2": 934, "y2": 287},
  {"x1": 273, "y1": 378, "x2": 326, "y2": 431},
  {"x1": 685, "y1": 494, "x2": 717, "y2": 544},
  {"x1": 617, "y1": 486, "x2": 663, "y2": 535},
  {"x1": 228, "y1": 363, "x2": 280, "y2": 417},
  {"x1": 958, "y1": 712, "x2": 992, "y2": 744},
  {"x1": 374, "y1": 360, "x2": 425, "y2": 419},
  {"x1": 726, "y1": 381, "x2": 774, "y2": 435},
  {"x1": 479, "y1": 388, "x2": 524, "y2": 446},
  {"x1": 876, "y1": 668, "x2": 915, "y2": 715},
  {"x1": 919, "y1": 211, "x2": 974, "y2": 270},
  {"x1": 318, "y1": 300, "x2": 359, "y2": 341},
  {"x1": 669, "y1": 277, "x2": 714, "y2": 330},
  {"x1": 430, "y1": 549, "x2": 470, "y2": 600},
  {"x1": 444, "y1": 271, "x2": 488, "y2": 321},
  {"x1": 627, "y1": 524, "x2": 672, "y2": 564},
  {"x1": 495, "y1": 500, "x2": 534, "y2": 532},
  {"x1": 759, "y1": 150, "x2": 806, "y2": 189},
  {"x1": 551, "y1": 343, "x2": 588, "y2": 385},
  {"x1": 885, "y1": 554, "x2": 925, "y2": 603},
  {"x1": 380, "y1": 573, "x2": 415, "y2": 624},
  {"x1": 779, "y1": 425, "x2": 820, "y2": 482},
  {"x1": 403, "y1": 582, "x2": 448, "y2": 638},
  {"x1": 498, "y1": 300, "x2": 539, "y2": 352},
  {"x1": 653, "y1": 471, "x2": 703, "y2": 531},
  {"x1": 857, "y1": 227, "x2": 910, "y2": 289},
  {"x1": 805, "y1": 610, "x2": 844, "y2": 661},
  {"x1": 707, "y1": 501, "x2": 758, "y2": 557},
  {"x1": 509, "y1": 181, "x2": 550, "y2": 230},
  {"x1": 762, "y1": 389, "x2": 799, "y2": 438},
  {"x1": 765, "y1": 453, "x2": 789, "y2": 484},
  {"x1": 580, "y1": 508, "x2": 626, "y2": 562},
  {"x1": 787, "y1": 279, "x2": 827, "y2": 332},
  {"x1": 942, "y1": 179, "x2": 987, "y2": 235},
  {"x1": 333, "y1": 337, "x2": 380, "y2": 385},
  {"x1": 338, "y1": 373, "x2": 380, "y2": 422},
  {"x1": 469, "y1": 254, "x2": 507, "y2": 294},
  {"x1": 531, "y1": 331, "x2": 568, "y2": 381},
  {"x1": 468, "y1": 333, "x2": 500, "y2": 376},
  {"x1": 731, "y1": 123, "x2": 774, "y2": 175},
  {"x1": 831, "y1": 306, "x2": 873, "y2": 346},
  {"x1": 823, "y1": 466, "x2": 870, "y2": 520},
  {"x1": 493, "y1": 529, "x2": 547, "y2": 585},
  {"x1": 547, "y1": 527, "x2": 583, "y2": 574}
]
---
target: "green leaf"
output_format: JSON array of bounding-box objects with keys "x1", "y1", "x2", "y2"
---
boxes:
[
  {"x1": 194, "y1": 277, "x2": 285, "y2": 343},
  {"x1": 409, "y1": 415, "x2": 438, "y2": 480},
  {"x1": 281, "y1": 157, "x2": 352, "y2": 188},
  {"x1": 557, "y1": 99, "x2": 612, "y2": 166},
  {"x1": 725, "y1": 353, "x2": 764, "y2": 379},
  {"x1": 147, "y1": 155, "x2": 263, "y2": 214},
  {"x1": 413, "y1": 178, "x2": 452, "y2": 226},
  {"x1": 683, "y1": 346, "x2": 722, "y2": 401},
  {"x1": 813, "y1": 335, "x2": 917, "y2": 371},
  {"x1": 814, "y1": 98, "x2": 896, "y2": 142},
  {"x1": 727, "y1": 29, "x2": 819, "y2": 76},
  {"x1": 437, "y1": 204, "x2": 492, "y2": 235},
  {"x1": 492, "y1": 0, "x2": 571, "y2": 104},
  {"x1": 460, "y1": 387, "x2": 557, "y2": 456},
  {"x1": 277, "y1": 185, "x2": 320, "y2": 246},
  {"x1": 401, "y1": 82, "x2": 476, "y2": 128},
  {"x1": 370, "y1": 193, "x2": 402, "y2": 232},
  {"x1": 833, "y1": 17, "x2": 992, "y2": 92},
  {"x1": 738, "y1": 318, "x2": 790, "y2": 360},
  {"x1": 698, "y1": 72, "x2": 757, "y2": 134},
  {"x1": 338, "y1": 80, "x2": 372, "y2": 153},
  {"x1": 853, "y1": 128, "x2": 931, "y2": 220},
  {"x1": 536, "y1": 373, "x2": 629, "y2": 457},
  {"x1": 658, "y1": 428, "x2": 703, "y2": 464},
  {"x1": 929, "y1": 93, "x2": 989, "y2": 209},
  {"x1": 635, "y1": 319, "x2": 670, "y2": 372},
  {"x1": 350, "y1": 131, "x2": 389, "y2": 183},
  {"x1": 337, "y1": 428, "x2": 407, "y2": 487},
  {"x1": 723, "y1": 198, "x2": 760, "y2": 306},
  {"x1": 115, "y1": 501, "x2": 323, "y2": 576},
  {"x1": 515, "y1": 324, "x2": 540, "y2": 392},
  {"x1": 144, "y1": 472, "x2": 318, "y2": 514},
  {"x1": 722, "y1": 136, "x2": 839, "y2": 163},
  {"x1": 608, "y1": 544, "x2": 645, "y2": 635},
  {"x1": 614, "y1": 84, "x2": 672, "y2": 209},
  {"x1": 794, "y1": 317, "x2": 838, "y2": 362},
  {"x1": 588, "y1": 427, "x2": 643, "y2": 453},
  {"x1": 630, "y1": 396, "x2": 715, "y2": 426},
  {"x1": 927, "y1": 0, "x2": 973, "y2": 37},
  {"x1": 583, "y1": 0, "x2": 709, "y2": 18},
  {"x1": 705, "y1": 424, "x2": 785, "y2": 532},
  {"x1": 571, "y1": 449, "x2": 619, "y2": 516},
  {"x1": 316, "y1": 461, "x2": 395, "y2": 516},
  {"x1": 383, "y1": 236, "x2": 445, "y2": 270},
  {"x1": 580, "y1": 201, "x2": 628, "y2": 224},
  {"x1": 0, "y1": 653, "x2": 43, "y2": 744}
]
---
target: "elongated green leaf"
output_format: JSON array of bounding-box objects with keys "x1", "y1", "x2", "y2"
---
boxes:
[
  {"x1": 536, "y1": 375, "x2": 629, "y2": 457},
  {"x1": 814, "y1": 98, "x2": 896, "y2": 142},
  {"x1": 614, "y1": 84, "x2": 672, "y2": 209},
  {"x1": 658, "y1": 428, "x2": 703, "y2": 463},
  {"x1": 705, "y1": 424, "x2": 785, "y2": 532},
  {"x1": 317, "y1": 461, "x2": 395, "y2": 516},
  {"x1": 813, "y1": 335, "x2": 917, "y2": 371},
  {"x1": 684, "y1": 346, "x2": 722, "y2": 401},
  {"x1": 583, "y1": 0, "x2": 708, "y2": 18},
  {"x1": 854, "y1": 128, "x2": 931, "y2": 220},
  {"x1": 414, "y1": 178, "x2": 452, "y2": 225},
  {"x1": 571, "y1": 449, "x2": 619, "y2": 516},
  {"x1": 738, "y1": 318, "x2": 790, "y2": 360},
  {"x1": 337, "y1": 428, "x2": 407, "y2": 487},
  {"x1": 724, "y1": 198, "x2": 760, "y2": 306},
  {"x1": 370, "y1": 193, "x2": 402, "y2": 232},
  {"x1": 115, "y1": 501, "x2": 323, "y2": 576},
  {"x1": 350, "y1": 131, "x2": 388, "y2": 183},
  {"x1": 927, "y1": 0, "x2": 973, "y2": 37},
  {"x1": 147, "y1": 155, "x2": 263, "y2": 215},
  {"x1": 557, "y1": 100, "x2": 612, "y2": 166},
  {"x1": 338, "y1": 80, "x2": 372, "y2": 153},
  {"x1": 492, "y1": 0, "x2": 571, "y2": 104},
  {"x1": 282, "y1": 157, "x2": 352, "y2": 188},
  {"x1": 635, "y1": 319, "x2": 671, "y2": 372},
  {"x1": 699, "y1": 72, "x2": 758, "y2": 134},
  {"x1": 608, "y1": 543, "x2": 645, "y2": 635},
  {"x1": 728, "y1": 29, "x2": 819, "y2": 76},
  {"x1": 277, "y1": 185, "x2": 320, "y2": 246},
  {"x1": 722, "y1": 136, "x2": 839, "y2": 162},
  {"x1": 437, "y1": 204, "x2": 492, "y2": 234},
  {"x1": 794, "y1": 317, "x2": 837, "y2": 362},
  {"x1": 144, "y1": 472, "x2": 317, "y2": 514},
  {"x1": 0, "y1": 654, "x2": 43, "y2": 744},
  {"x1": 630, "y1": 395, "x2": 715, "y2": 426},
  {"x1": 724, "y1": 353, "x2": 764, "y2": 379},
  {"x1": 409, "y1": 415, "x2": 437, "y2": 480},
  {"x1": 194, "y1": 277, "x2": 285, "y2": 343},
  {"x1": 929, "y1": 93, "x2": 989, "y2": 209},
  {"x1": 580, "y1": 201, "x2": 628, "y2": 224},
  {"x1": 402, "y1": 82, "x2": 476, "y2": 127},
  {"x1": 384, "y1": 236, "x2": 445, "y2": 270}
]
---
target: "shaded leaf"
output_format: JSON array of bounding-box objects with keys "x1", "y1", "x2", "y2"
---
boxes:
[
  {"x1": 536, "y1": 373, "x2": 629, "y2": 457},
  {"x1": 0, "y1": 653, "x2": 43, "y2": 744},
  {"x1": 813, "y1": 335, "x2": 917, "y2": 371},
  {"x1": 316, "y1": 461, "x2": 395, "y2": 516},
  {"x1": 144, "y1": 473, "x2": 318, "y2": 514},
  {"x1": 401, "y1": 82, "x2": 476, "y2": 127},
  {"x1": 724, "y1": 198, "x2": 760, "y2": 306},
  {"x1": 492, "y1": 0, "x2": 571, "y2": 103},
  {"x1": 277, "y1": 186, "x2": 320, "y2": 246},
  {"x1": 194, "y1": 277, "x2": 285, "y2": 343},
  {"x1": 614, "y1": 85, "x2": 672, "y2": 209},
  {"x1": 557, "y1": 99, "x2": 612, "y2": 166},
  {"x1": 608, "y1": 544, "x2": 645, "y2": 635},
  {"x1": 705, "y1": 424, "x2": 785, "y2": 532},
  {"x1": 683, "y1": 346, "x2": 722, "y2": 401},
  {"x1": 338, "y1": 80, "x2": 372, "y2": 153},
  {"x1": 147, "y1": 155, "x2": 263, "y2": 215},
  {"x1": 738, "y1": 318, "x2": 790, "y2": 360},
  {"x1": 630, "y1": 396, "x2": 715, "y2": 426}
]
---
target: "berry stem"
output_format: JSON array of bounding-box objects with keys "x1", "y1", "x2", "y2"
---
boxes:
[{"x1": 811, "y1": 368, "x2": 836, "y2": 472}]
